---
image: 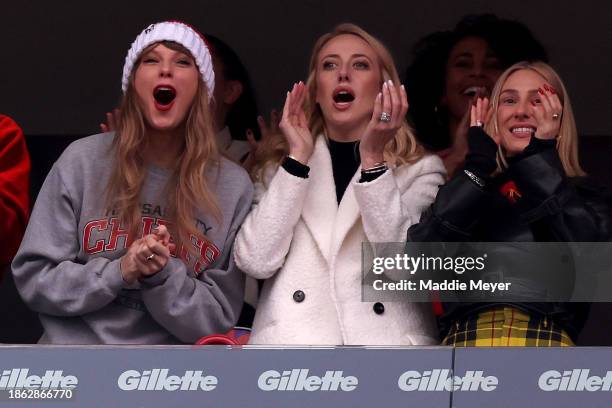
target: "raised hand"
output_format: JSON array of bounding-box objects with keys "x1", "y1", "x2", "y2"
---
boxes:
[
  {"x1": 278, "y1": 81, "x2": 313, "y2": 164},
  {"x1": 470, "y1": 97, "x2": 494, "y2": 128},
  {"x1": 532, "y1": 84, "x2": 562, "y2": 140},
  {"x1": 465, "y1": 96, "x2": 499, "y2": 178},
  {"x1": 100, "y1": 108, "x2": 121, "y2": 133},
  {"x1": 256, "y1": 110, "x2": 280, "y2": 141},
  {"x1": 470, "y1": 97, "x2": 497, "y2": 142},
  {"x1": 243, "y1": 109, "x2": 281, "y2": 172},
  {"x1": 359, "y1": 80, "x2": 408, "y2": 169}
]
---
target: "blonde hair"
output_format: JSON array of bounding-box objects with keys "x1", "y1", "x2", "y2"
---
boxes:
[
  {"x1": 253, "y1": 23, "x2": 424, "y2": 180},
  {"x1": 106, "y1": 41, "x2": 221, "y2": 251},
  {"x1": 486, "y1": 61, "x2": 585, "y2": 177}
]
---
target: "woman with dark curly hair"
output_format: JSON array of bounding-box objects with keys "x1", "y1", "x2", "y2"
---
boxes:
[{"x1": 405, "y1": 14, "x2": 548, "y2": 176}]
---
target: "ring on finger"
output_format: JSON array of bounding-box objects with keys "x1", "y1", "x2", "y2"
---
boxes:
[
  {"x1": 145, "y1": 253, "x2": 155, "y2": 262},
  {"x1": 552, "y1": 113, "x2": 560, "y2": 120},
  {"x1": 379, "y1": 112, "x2": 392, "y2": 122}
]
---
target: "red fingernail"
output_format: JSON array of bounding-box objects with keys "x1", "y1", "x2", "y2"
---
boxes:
[
  {"x1": 531, "y1": 101, "x2": 536, "y2": 106},
  {"x1": 538, "y1": 88, "x2": 544, "y2": 95}
]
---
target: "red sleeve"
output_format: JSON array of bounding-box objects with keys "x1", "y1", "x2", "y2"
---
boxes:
[{"x1": 0, "y1": 115, "x2": 31, "y2": 268}]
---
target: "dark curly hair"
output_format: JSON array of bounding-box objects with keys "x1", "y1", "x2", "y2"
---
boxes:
[{"x1": 405, "y1": 14, "x2": 548, "y2": 151}]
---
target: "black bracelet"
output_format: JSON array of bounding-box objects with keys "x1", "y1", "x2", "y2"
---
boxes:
[
  {"x1": 282, "y1": 155, "x2": 310, "y2": 178},
  {"x1": 359, "y1": 167, "x2": 387, "y2": 183}
]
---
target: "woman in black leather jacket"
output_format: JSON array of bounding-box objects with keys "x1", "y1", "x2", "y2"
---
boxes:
[{"x1": 408, "y1": 61, "x2": 610, "y2": 346}]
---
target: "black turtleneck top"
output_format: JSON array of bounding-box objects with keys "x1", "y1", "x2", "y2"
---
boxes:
[
  {"x1": 281, "y1": 139, "x2": 386, "y2": 204},
  {"x1": 328, "y1": 139, "x2": 361, "y2": 203}
]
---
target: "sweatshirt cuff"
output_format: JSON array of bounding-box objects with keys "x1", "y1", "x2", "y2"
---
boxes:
[
  {"x1": 138, "y1": 259, "x2": 174, "y2": 287},
  {"x1": 103, "y1": 258, "x2": 130, "y2": 292}
]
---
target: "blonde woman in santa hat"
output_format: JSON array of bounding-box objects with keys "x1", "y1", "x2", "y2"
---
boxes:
[{"x1": 12, "y1": 21, "x2": 253, "y2": 344}]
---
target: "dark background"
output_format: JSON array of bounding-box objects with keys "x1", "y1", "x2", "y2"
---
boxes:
[
  {"x1": 1, "y1": 0, "x2": 611, "y2": 345},
  {"x1": 1, "y1": 0, "x2": 611, "y2": 137}
]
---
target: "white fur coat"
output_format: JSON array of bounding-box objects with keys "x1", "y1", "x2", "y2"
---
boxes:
[{"x1": 234, "y1": 137, "x2": 446, "y2": 345}]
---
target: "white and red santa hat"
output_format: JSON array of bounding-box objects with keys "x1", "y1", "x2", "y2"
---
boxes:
[{"x1": 121, "y1": 21, "x2": 215, "y2": 99}]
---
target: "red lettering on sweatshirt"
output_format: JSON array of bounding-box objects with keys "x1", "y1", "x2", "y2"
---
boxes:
[
  {"x1": 198, "y1": 240, "x2": 221, "y2": 271},
  {"x1": 83, "y1": 220, "x2": 109, "y2": 254},
  {"x1": 141, "y1": 216, "x2": 155, "y2": 236},
  {"x1": 82, "y1": 216, "x2": 221, "y2": 275},
  {"x1": 105, "y1": 217, "x2": 133, "y2": 251}
]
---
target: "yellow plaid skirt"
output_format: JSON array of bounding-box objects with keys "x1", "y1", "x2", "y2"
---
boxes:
[{"x1": 442, "y1": 307, "x2": 574, "y2": 347}]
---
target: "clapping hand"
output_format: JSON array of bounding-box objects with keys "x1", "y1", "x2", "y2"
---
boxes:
[
  {"x1": 359, "y1": 80, "x2": 408, "y2": 169},
  {"x1": 470, "y1": 97, "x2": 497, "y2": 143},
  {"x1": 532, "y1": 84, "x2": 562, "y2": 140},
  {"x1": 120, "y1": 225, "x2": 175, "y2": 284},
  {"x1": 278, "y1": 82, "x2": 313, "y2": 164}
]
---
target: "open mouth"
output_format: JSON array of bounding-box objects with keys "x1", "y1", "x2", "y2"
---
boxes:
[
  {"x1": 333, "y1": 89, "x2": 355, "y2": 104},
  {"x1": 462, "y1": 86, "x2": 488, "y2": 97},
  {"x1": 153, "y1": 85, "x2": 176, "y2": 107}
]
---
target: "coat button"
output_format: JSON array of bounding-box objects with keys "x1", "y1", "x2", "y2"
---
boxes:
[
  {"x1": 293, "y1": 290, "x2": 305, "y2": 303},
  {"x1": 373, "y1": 302, "x2": 385, "y2": 315}
]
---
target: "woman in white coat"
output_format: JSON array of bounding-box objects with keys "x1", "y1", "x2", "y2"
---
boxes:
[{"x1": 234, "y1": 24, "x2": 446, "y2": 345}]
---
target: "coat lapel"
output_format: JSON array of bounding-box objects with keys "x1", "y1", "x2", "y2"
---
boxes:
[
  {"x1": 301, "y1": 137, "x2": 337, "y2": 264},
  {"x1": 330, "y1": 166, "x2": 362, "y2": 261}
]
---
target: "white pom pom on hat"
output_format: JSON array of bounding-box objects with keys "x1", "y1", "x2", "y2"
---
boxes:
[{"x1": 121, "y1": 21, "x2": 215, "y2": 100}]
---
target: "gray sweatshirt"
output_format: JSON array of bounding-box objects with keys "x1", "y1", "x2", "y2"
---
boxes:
[{"x1": 11, "y1": 133, "x2": 253, "y2": 344}]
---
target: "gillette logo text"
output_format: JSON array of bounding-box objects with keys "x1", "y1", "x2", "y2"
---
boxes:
[
  {"x1": 398, "y1": 370, "x2": 498, "y2": 391},
  {"x1": 0, "y1": 369, "x2": 78, "y2": 389},
  {"x1": 118, "y1": 369, "x2": 217, "y2": 391},
  {"x1": 539, "y1": 370, "x2": 612, "y2": 391},
  {"x1": 258, "y1": 369, "x2": 358, "y2": 391}
]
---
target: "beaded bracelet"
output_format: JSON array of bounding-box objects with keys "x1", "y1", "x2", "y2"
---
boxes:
[
  {"x1": 463, "y1": 169, "x2": 485, "y2": 188},
  {"x1": 361, "y1": 161, "x2": 388, "y2": 175},
  {"x1": 362, "y1": 160, "x2": 386, "y2": 169}
]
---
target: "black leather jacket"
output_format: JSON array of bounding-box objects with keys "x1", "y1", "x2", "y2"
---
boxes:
[{"x1": 408, "y1": 136, "x2": 610, "y2": 341}]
